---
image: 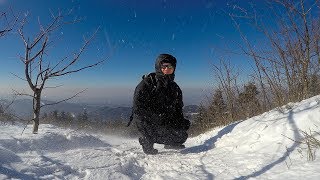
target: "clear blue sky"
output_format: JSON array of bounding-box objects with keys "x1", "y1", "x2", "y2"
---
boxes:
[{"x1": 0, "y1": 0, "x2": 264, "y2": 105}]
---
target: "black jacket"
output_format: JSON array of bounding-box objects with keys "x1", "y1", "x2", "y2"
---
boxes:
[{"x1": 132, "y1": 54, "x2": 189, "y2": 130}]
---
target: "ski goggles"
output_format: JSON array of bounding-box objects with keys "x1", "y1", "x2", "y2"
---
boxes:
[{"x1": 161, "y1": 64, "x2": 174, "y2": 69}]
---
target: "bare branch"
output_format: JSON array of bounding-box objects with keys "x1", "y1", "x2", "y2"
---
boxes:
[
  {"x1": 48, "y1": 55, "x2": 70, "y2": 74},
  {"x1": 25, "y1": 59, "x2": 35, "y2": 90},
  {"x1": 26, "y1": 36, "x2": 48, "y2": 64},
  {"x1": 21, "y1": 118, "x2": 33, "y2": 135},
  {"x1": 0, "y1": 94, "x2": 17, "y2": 112},
  {"x1": 305, "y1": 0, "x2": 319, "y2": 14},
  {"x1": 12, "y1": 89, "x2": 34, "y2": 98},
  {"x1": 0, "y1": 29, "x2": 11, "y2": 36},
  {"x1": 0, "y1": 7, "x2": 18, "y2": 37},
  {"x1": 29, "y1": 13, "x2": 63, "y2": 50},
  {"x1": 51, "y1": 60, "x2": 104, "y2": 77},
  {"x1": 43, "y1": 84, "x2": 64, "y2": 89},
  {"x1": 50, "y1": 27, "x2": 101, "y2": 77},
  {"x1": 40, "y1": 89, "x2": 87, "y2": 108},
  {"x1": 18, "y1": 13, "x2": 29, "y2": 48},
  {"x1": 11, "y1": 72, "x2": 27, "y2": 81}
]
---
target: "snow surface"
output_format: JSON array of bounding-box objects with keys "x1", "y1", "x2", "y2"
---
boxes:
[{"x1": 1, "y1": 96, "x2": 320, "y2": 179}]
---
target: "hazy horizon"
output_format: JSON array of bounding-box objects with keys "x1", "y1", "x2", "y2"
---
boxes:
[{"x1": 0, "y1": 86, "x2": 211, "y2": 106}]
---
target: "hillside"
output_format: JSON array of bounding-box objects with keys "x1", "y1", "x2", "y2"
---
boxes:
[{"x1": 1, "y1": 96, "x2": 320, "y2": 179}]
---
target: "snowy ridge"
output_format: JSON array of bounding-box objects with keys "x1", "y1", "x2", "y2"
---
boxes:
[{"x1": 1, "y1": 96, "x2": 320, "y2": 179}]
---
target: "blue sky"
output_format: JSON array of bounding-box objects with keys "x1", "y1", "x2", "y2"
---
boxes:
[{"x1": 0, "y1": 0, "x2": 263, "y2": 105}]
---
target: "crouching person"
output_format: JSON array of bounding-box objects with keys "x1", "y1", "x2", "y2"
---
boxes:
[{"x1": 131, "y1": 53, "x2": 190, "y2": 155}]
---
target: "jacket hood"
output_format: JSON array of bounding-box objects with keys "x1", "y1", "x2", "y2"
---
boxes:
[{"x1": 155, "y1": 54, "x2": 177, "y2": 75}]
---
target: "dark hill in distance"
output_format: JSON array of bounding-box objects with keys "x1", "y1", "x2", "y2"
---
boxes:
[{"x1": 2, "y1": 98, "x2": 199, "y2": 122}]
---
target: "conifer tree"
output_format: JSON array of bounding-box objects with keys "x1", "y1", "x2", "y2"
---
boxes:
[
  {"x1": 195, "y1": 103, "x2": 209, "y2": 132},
  {"x1": 238, "y1": 82, "x2": 261, "y2": 118}
]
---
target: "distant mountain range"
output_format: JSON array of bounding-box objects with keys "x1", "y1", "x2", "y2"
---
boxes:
[
  {"x1": 2, "y1": 99, "x2": 97, "y2": 118},
  {"x1": 1, "y1": 99, "x2": 199, "y2": 122},
  {"x1": 90, "y1": 106, "x2": 132, "y2": 122}
]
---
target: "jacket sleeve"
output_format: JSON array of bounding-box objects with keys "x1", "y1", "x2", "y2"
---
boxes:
[
  {"x1": 176, "y1": 85, "x2": 184, "y2": 119},
  {"x1": 174, "y1": 85, "x2": 190, "y2": 130},
  {"x1": 132, "y1": 80, "x2": 153, "y2": 120}
]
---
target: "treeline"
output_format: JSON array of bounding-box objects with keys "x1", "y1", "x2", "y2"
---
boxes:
[
  {"x1": 190, "y1": 0, "x2": 320, "y2": 136},
  {"x1": 190, "y1": 71, "x2": 320, "y2": 136},
  {"x1": 41, "y1": 110, "x2": 139, "y2": 137},
  {"x1": 0, "y1": 106, "x2": 139, "y2": 137}
]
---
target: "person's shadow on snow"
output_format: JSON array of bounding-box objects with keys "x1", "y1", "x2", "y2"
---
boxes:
[{"x1": 181, "y1": 121, "x2": 241, "y2": 154}]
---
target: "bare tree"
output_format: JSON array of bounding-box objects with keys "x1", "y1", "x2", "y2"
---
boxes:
[
  {"x1": 16, "y1": 10, "x2": 105, "y2": 134},
  {"x1": 212, "y1": 59, "x2": 241, "y2": 121},
  {"x1": 228, "y1": 0, "x2": 320, "y2": 107}
]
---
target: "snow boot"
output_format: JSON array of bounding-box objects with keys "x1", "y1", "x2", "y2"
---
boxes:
[
  {"x1": 164, "y1": 144, "x2": 186, "y2": 150},
  {"x1": 139, "y1": 137, "x2": 158, "y2": 155}
]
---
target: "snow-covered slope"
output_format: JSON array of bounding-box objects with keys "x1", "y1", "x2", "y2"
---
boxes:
[{"x1": 1, "y1": 96, "x2": 320, "y2": 179}]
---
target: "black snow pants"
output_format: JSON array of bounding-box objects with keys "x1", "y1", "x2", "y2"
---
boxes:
[{"x1": 136, "y1": 119, "x2": 188, "y2": 146}]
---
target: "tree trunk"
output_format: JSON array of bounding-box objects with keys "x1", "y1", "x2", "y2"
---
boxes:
[{"x1": 32, "y1": 90, "x2": 41, "y2": 134}]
